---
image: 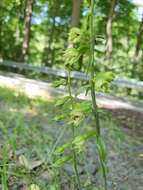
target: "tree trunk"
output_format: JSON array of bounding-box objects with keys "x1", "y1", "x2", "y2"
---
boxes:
[
  {"x1": 71, "y1": 0, "x2": 82, "y2": 28},
  {"x1": 132, "y1": 15, "x2": 143, "y2": 78},
  {"x1": 0, "y1": 20, "x2": 2, "y2": 58},
  {"x1": 0, "y1": 0, "x2": 3, "y2": 59},
  {"x1": 134, "y1": 17, "x2": 143, "y2": 61},
  {"x1": 43, "y1": 16, "x2": 56, "y2": 67},
  {"x1": 22, "y1": 0, "x2": 33, "y2": 62},
  {"x1": 70, "y1": 0, "x2": 82, "y2": 71},
  {"x1": 106, "y1": 0, "x2": 116, "y2": 59},
  {"x1": 69, "y1": 0, "x2": 82, "y2": 49}
]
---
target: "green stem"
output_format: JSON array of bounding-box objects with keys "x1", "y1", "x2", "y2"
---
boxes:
[
  {"x1": 90, "y1": 81, "x2": 100, "y2": 136},
  {"x1": 67, "y1": 70, "x2": 82, "y2": 190},
  {"x1": 90, "y1": 1, "x2": 107, "y2": 190},
  {"x1": 90, "y1": 0, "x2": 100, "y2": 137}
]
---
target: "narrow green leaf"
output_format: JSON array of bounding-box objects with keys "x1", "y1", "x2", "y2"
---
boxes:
[
  {"x1": 55, "y1": 96, "x2": 71, "y2": 107},
  {"x1": 52, "y1": 79, "x2": 66, "y2": 88},
  {"x1": 53, "y1": 156, "x2": 71, "y2": 168},
  {"x1": 54, "y1": 143, "x2": 71, "y2": 155}
]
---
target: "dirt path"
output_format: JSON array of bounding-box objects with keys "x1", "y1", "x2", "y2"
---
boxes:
[
  {"x1": 111, "y1": 108, "x2": 143, "y2": 137},
  {"x1": 103, "y1": 109, "x2": 143, "y2": 190},
  {"x1": 0, "y1": 86, "x2": 142, "y2": 190}
]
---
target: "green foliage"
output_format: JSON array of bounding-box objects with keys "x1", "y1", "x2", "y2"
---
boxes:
[
  {"x1": 0, "y1": 0, "x2": 142, "y2": 189},
  {"x1": 54, "y1": 143, "x2": 71, "y2": 155},
  {"x1": 53, "y1": 156, "x2": 71, "y2": 168},
  {"x1": 68, "y1": 28, "x2": 81, "y2": 44},
  {"x1": 64, "y1": 27, "x2": 90, "y2": 70},
  {"x1": 93, "y1": 71, "x2": 115, "y2": 92},
  {"x1": 64, "y1": 48, "x2": 81, "y2": 68},
  {"x1": 69, "y1": 101, "x2": 92, "y2": 127},
  {"x1": 52, "y1": 79, "x2": 66, "y2": 88},
  {"x1": 0, "y1": 86, "x2": 142, "y2": 189},
  {"x1": 72, "y1": 131, "x2": 96, "y2": 153},
  {"x1": 0, "y1": 0, "x2": 141, "y2": 80},
  {"x1": 75, "y1": 84, "x2": 90, "y2": 96},
  {"x1": 55, "y1": 96, "x2": 71, "y2": 107}
]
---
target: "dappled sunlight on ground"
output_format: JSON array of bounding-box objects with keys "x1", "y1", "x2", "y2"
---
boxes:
[{"x1": 0, "y1": 71, "x2": 65, "y2": 99}]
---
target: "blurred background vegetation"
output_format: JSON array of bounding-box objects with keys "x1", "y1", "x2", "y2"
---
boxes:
[
  {"x1": 0, "y1": 1, "x2": 143, "y2": 189},
  {"x1": 0, "y1": 0, "x2": 143, "y2": 79}
]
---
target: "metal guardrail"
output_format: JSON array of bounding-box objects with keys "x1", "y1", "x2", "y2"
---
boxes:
[
  {"x1": 0, "y1": 60, "x2": 143, "y2": 91},
  {"x1": 0, "y1": 70, "x2": 142, "y2": 113},
  {"x1": 112, "y1": 79, "x2": 143, "y2": 91},
  {"x1": 0, "y1": 60, "x2": 89, "y2": 81}
]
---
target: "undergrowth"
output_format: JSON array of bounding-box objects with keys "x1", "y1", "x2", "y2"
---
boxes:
[{"x1": 0, "y1": 86, "x2": 142, "y2": 190}]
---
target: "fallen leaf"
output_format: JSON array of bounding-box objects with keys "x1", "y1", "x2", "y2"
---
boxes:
[
  {"x1": 29, "y1": 184, "x2": 40, "y2": 190},
  {"x1": 19, "y1": 155, "x2": 44, "y2": 170}
]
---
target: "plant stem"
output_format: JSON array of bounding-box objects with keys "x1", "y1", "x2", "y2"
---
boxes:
[
  {"x1": 90, "y1": 1, "x2": 107, "y2": 190},
  {"x1": 67, "y1": 70, "x2": 82, "y2": 190},
  {"x1": 90, "y1": 0, "x2": 100, "y2": 137}
]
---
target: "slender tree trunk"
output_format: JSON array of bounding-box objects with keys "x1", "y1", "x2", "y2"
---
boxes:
[
  {"x1": 68, "y1": 0, "x2": 82, "y2": 47},
  {"x1": 0, "y1": 0, "x2": 3, "y2": 58},
  {"x1": 70, "y1": 0, "x2": 82, "y2": 71},
  {"x1": 71, "y1": 0, "x2": 82, "y2": 27},
  {"x1": 106, "y1": 0, "x2": 116, "y2": 59},
  {"x1": 43, "y1": 16, "x2": 56, "y2": 67},
  {"x1": 134, "y1": 17, "x2": 143, "y2": 61},
  {"x1": 0, "y1": 20, "x2": 2, "y2": 58},
  {"x1": 22, "y1": 0, "x2": 33, "y2": 62},
  {"x1": 132, "y1": 15, "x2": 143, "y2": 78},
  {"x1": 48, "y1": 17, "x2": 56, "y2": 66}
]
